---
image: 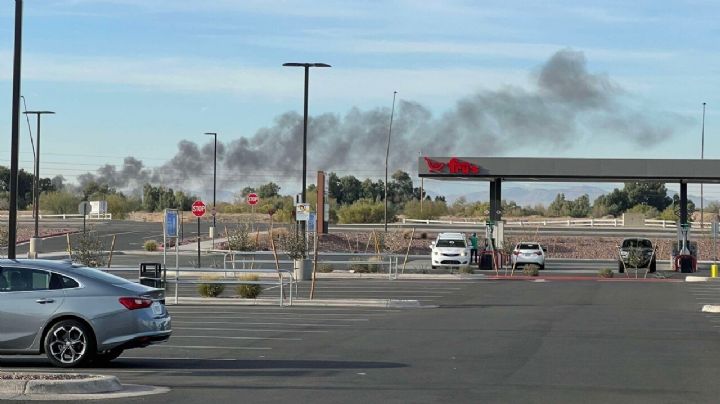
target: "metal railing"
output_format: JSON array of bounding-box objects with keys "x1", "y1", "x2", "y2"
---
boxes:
[{"x1": 165, "y1": 267, "x2": 295, "y2": 307}]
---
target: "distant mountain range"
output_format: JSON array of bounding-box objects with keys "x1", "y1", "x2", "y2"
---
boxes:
[{"x1": 442, "y1": 185, "x2": 608, "y2": 206}]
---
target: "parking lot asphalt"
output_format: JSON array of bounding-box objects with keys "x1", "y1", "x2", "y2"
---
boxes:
[{"x1": 3, "y1": 278, "x2": 720, "y2": 403}]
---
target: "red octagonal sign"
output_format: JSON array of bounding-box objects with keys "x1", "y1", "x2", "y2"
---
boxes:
[
  {"x1": 247, "y1": 193, "x2": 259, "y2": 206},
  {"x1": 191, "y1": 200, "x2": 206, "y2": 217}
]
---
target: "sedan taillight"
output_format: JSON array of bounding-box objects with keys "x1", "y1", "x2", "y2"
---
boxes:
[
  {"x1": 513, "y1": 251, "x2": 520, "y2": 255},
  {"x1": 119, "y1": 297, "x2": 153, "y2": 310},
  {"x1": 536, "y1": 251, "x2": 543, "y2": 256}
]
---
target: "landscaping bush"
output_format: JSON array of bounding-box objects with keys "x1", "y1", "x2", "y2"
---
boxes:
[
  {"x1": 236, "y1": 274, "x2": 262, "y2": 298},
  {"x1": 522, "y1": 264, "x2": 540, "y2": 276},
  {"x1": 459, "y1": 265, "x2": 474, "y2": 274},
  {"x1": 317, "y1": 263, "x2": 334, "y2": 273},
  {"x1": 350, "y1": 256, "x2": 382, "y2": 273},
  {"x1": 598, "y1": 268, "x2": 614, "y2": 278},
  {"x1": 144, "y1": 240, "x2": 158, "y2": 251},
  {"x1": 198, "y1": 276, "x2": 225, "y2": 297}
]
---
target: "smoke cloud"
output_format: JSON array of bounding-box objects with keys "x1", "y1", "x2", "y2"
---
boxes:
[{"x1": 78, "y1": 49, "x2": 686, "y2": 198}]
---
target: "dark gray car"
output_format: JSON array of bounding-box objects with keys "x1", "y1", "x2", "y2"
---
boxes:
[{"x1": 0, "y1": 259, "x2": 171, "y2": 368}]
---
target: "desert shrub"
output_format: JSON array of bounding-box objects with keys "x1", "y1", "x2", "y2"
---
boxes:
[
  {"x1": 350, "y1": 256, "x2": 382, "y2": 273},
  {"x1": 420, "y1": 232, "x2": 428, "y2": 239},
  {"x1": 522, "y1": 264, "x2": 540, "y2": 276},
  {"x1": 337, "y1": 199, "x2": 388, "y2": 224},
  {"x1": 227, "y1": 223, "x2": 255, "y2": 251},
  {"x1": 598, "y1": 268, "x2": 614, "y2": 278},
  {"x1": 278, "y1": 225, "x2": 306, "y2": 259},
  {"x1": 198, "y1": 276, "x2": 225, "y2": 297},
  {"x1": 236, "y1": 274, "x2": 262, "y2": 298},
  {"x1": 144, "y1": 240, "x2": 158, "y2": 251},
  {"x1": 459, "y1": 265, "x2": 474, "y2": 274},
  {"x1": 317, "y1": 263, "x2": 333, "y2": 273},
  {"x1": 72, "y1": 231, "x2": 106, "y2": 267}
]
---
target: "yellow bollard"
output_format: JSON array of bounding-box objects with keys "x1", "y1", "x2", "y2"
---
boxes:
[{"x1": 712, "y1": 264, "x2": 718, "y2": 278}]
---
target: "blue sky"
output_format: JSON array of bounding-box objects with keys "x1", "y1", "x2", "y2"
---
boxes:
[{"x1": 1, "y1": 0, "x2": 719, "y2": 202}]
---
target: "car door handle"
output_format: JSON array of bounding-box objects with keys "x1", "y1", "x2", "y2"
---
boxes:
[{"x1": 35, "y1": 299, "x2": 55, "y2": 304}]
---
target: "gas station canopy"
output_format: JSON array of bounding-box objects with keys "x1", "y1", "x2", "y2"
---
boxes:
[
  {"x1": 417, "y1": 156, "x2": 720, "y2": 225},
  {"x1": 418, "y1": 157, "x2": 720, "y2": 183}
]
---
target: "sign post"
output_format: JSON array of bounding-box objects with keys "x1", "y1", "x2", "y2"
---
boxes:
[
  {"x1": 192, "y1": 200, "x2": 206, "y2": 268},
  {"x1": 164, "y1": 209, "x2": 179, "y2": 301},
  {"x1": 78, "y1": 201, "x2": 92, "y2": 234},
  {"x1": 247, "y1": 193, "x2": 259, "y2": 232}
]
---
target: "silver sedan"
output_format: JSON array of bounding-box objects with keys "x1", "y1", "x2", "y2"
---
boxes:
[{"x1": 0, "y1": 259, "x2": 171, "y2": 368}]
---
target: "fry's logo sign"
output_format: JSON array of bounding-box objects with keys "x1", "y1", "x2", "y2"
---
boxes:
[{"x1": 424, "y1": 157, "x2": 480, "y2": 175}]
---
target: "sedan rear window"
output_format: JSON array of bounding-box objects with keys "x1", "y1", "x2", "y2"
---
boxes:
[
  {"x1": 71, "y1": 266, "x2": 132, "y2": 284},
  {"x1": 622, "y1": 239, "x2": 652, "y2": 249},
  {"x1": 436, "y1": 239, "x2": 466, "y2": 248},
  {"x1": 518, "y1": 243, "x2": 540, "y2": 250}
]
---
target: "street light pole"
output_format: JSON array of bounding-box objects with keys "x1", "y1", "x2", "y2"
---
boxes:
[
  {"x1": 9, "y1": 0, "x2": 24, "y2": 260},
  {"x1": 384, "y1": 91, "x2": 398, "y2": 233},
  {"x1": 23, "y1": 110, "x2": 55, "y2": 258},
  {"x1": 282, "y1": 62, "x2": 330, "y2": 244},
  {"x1": 701, "y1": 102, "x2": 706, "y2": 232},
  {"x1": 204, "y1": 132, "x2": 217, "y2": 249}
]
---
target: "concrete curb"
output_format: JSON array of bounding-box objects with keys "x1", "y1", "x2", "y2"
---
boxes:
[
  {"x1": 0, "y1": 374, "x2": 121, "y2": 395},
  {"x1": 702, "y1": 305, "x2": 720, "y2": 313},
  {"x1": 168, "y1": 296, "x2": 428, "y2": 308},
  {"x1": 686, "y1": 276, "x2": 710, "y2": 282}
]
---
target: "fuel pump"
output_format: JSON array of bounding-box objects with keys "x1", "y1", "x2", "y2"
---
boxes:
[{"x1": 673, "y1": 223, "x2": 697, "y2": 273}]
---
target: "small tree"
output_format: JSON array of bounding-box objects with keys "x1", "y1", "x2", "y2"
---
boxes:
[
  {"x1": 278, "y1": 225, "x2": 306, "y2": 259},
  {"x1": 227, "y1": 223, "x2": 255, "y2": 251},
  {"x1": 72, "y1": 231, "x2": 106, "y2": 267}
]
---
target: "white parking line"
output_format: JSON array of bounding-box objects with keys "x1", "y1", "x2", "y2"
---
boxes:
[
  {"x1": 170, "y1": 316, "x2": 369, "y2": 322},
  {"x1": 169, "y1": 311, "x2": 389, "y2": 317},
  {"x1": 152, "y1": 345, "x2": 272, "y2": 350},
  {"x1": 172, "y1": 321, "x2": 352, "y2": 327},
  {"x1": 172, "y1": 335, "x2": 302, "y2": 341},
  {"x1": 174, "y1": 327, "x2": 329, "y2": 333}
]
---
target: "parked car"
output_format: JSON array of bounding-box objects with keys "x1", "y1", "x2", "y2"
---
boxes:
[
  {"x1": 618, "y1": 238, "x2": 656, "y2": 273},
  {"x1": 0, "y1": 259, "x2": 171, "y2": 368},
  {"x1": 431, "y1": 232, "x2": 470, "y2": 269},
  {"x1": 511, "y1": 242, "x2": 546, "y2": 269}
]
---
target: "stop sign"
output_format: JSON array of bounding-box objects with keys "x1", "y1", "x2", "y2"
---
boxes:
[
  {"x1": 191, "y1": 200, "x2": 206, "y2": 217},
  {"x1": 247, "y1": 193, "x2": 259, "y2": 206}
]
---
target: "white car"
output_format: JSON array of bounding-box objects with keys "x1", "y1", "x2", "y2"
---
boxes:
[
  {"x1": 431, "y1": 232, "x2": 470, "y2": 269},
  {"x1": 511, "y1": 242, "x2": 546, "y2": 269}
]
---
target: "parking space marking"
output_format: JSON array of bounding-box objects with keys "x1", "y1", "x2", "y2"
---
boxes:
[
  {"x1": 172, "y1": 335, "x2": 302, "y2": 341},
  {"x1": 151, "y1": 345, "x2": 272, "y2": 350},
  {"x1": 170, "y1": 315, "x2": 369, "y2": 322},
  {"x1": 174, "y1": 327, "x2": 329, "y2": 333},
  {"x1": 169, "y1": 311, "x2": 391, "y2": 317},
  {"x1": 172, "y1": 320, "x2": 352, "y2": 327}
]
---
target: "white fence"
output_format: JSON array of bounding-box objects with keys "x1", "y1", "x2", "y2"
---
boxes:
[
  {"x1": 401, "y1": 217, "x2": 709, "y2": 229},
  {"x1": 0, "y1": 213, "x2": 112, "y2": 220}
]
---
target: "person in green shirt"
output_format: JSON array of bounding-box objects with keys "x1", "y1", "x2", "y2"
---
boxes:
[{"x1": 469, "y1": 233, "x2": 479, "y2": 264}]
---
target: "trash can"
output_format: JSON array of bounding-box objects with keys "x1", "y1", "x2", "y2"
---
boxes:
[
  {"x1": 139, "y1": 262, "x2": 164, "y2": 288},
  {"x1": 479, "y1": 252, "x2": 494, "y2": 270},
  {"x1": 293, "y1": 258, "x2": 312, "y2": 281}
]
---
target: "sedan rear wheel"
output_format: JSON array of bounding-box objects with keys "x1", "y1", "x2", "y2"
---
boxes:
[{"x1": 44, "y1": 320, "x2": 95, "y2": 368}]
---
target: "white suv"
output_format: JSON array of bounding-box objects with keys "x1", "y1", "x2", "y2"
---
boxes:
[{"x1": 431, "y1": 232, "x2": 470, "y2": 269}]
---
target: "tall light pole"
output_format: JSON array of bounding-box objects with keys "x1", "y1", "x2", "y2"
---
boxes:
[
  {"x1": 204, "y1": 132, "x2": 217, "y2": 249},
  {"x1": 9, "y1": 0, "x2": 24, "y2": 259},
  {"x1": 384, "y1": 91, "x2": 398, "y2": 233},
  {"x1": 23, "y1": 110, "x2": 55, "y2": 258},
  {"x1": 701, "y1": 102, "x2": 707, "y2": 232},
  {"x1": 282, "y1": 62, "x2": 331, "y2": 242}
]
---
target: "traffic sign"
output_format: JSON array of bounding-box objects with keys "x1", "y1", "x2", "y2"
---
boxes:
[
  {"x1": 78, "y1": 201, "x2": 92, "y2": 215},
  {"x1": 247, "y1": 193, "x2": 259, "y2": 205},
  {"x1": 165, "y1": 209, "x2": 179, "y2": 237},
  {"x1": 191, "y1": 200, "x2": 206, "y2": 217},
  {"x1": 296, "y1": 203, "x2": 310, "y2": 221}
]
